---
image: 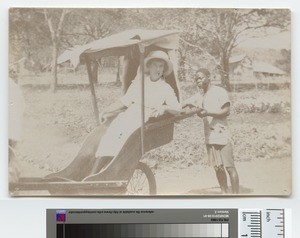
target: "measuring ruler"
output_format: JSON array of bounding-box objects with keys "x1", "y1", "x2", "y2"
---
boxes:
[
  {"x1": 239, "y1": 209, "x2": 286, "y2": 238},
  {"x1": 47, "y1": 209, "x2": 291, "y2": 238}
]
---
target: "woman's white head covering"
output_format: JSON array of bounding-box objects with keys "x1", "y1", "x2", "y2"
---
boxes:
[{"x1": 144, "y1": 51, "x2": 173, "y2": 76}]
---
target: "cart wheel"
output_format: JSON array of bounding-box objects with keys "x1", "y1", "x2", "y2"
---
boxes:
[{"x1": 126, "y1": 162, "x2": 157, "y2": 195}]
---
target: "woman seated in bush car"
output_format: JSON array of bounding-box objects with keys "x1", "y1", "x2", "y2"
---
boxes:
[{"x1": 93, "y1": 50, "x2": 182, "y2": 173}]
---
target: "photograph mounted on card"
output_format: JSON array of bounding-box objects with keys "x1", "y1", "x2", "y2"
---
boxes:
[{"x1": 8, "y1": 8, "x2": 291, "y2": 196}]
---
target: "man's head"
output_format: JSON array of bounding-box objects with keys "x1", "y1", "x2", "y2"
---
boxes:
[{"x1": 195, "y1": 68, "x2": 211, "y2": 92}]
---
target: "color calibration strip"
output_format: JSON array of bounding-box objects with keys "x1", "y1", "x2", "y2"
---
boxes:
[
  {"x1": 48, "y1": 209, "x2": 290, "y2": 238},
  {"x1": 59, "y1": 223, "x2": 229, "y2": 238}
]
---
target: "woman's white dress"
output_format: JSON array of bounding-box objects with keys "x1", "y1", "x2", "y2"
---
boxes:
[{"x1": 95, "y1": 75, "x2": 181, "y2": 157}]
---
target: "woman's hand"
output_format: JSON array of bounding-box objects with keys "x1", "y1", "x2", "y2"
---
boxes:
[
  {"x1": 100, "y1": 109, "x2": 126, "y2": 124},
  {"x1": 182, "y1": 102, "x2": 194, "y2": 109},
  {"x1": 151, "y1": 105, "x2": 167, "y2": 118},
  {"x1": 100, "y1": 111, "x2": 109, "y2": 124},
  {"x1": 197, "y1": 108, "x2": 207, "y2": 117},
  {"x1": 99, "y1": 100, "x2": 127, "y2": 124}
]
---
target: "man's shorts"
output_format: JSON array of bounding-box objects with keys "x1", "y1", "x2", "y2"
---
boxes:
[{"x1": 206, "y1": 143, "x2": 235, "y2": 168}]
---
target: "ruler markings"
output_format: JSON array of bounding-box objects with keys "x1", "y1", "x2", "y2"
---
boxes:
[
  {"x1": 240, "y1": 209, "x2": 287, "y2": 238},
  {"x1": 282, "y1": 209, "x2": 285, "y2": 238}
]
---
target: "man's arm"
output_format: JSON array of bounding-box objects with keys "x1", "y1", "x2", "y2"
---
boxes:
[
  {"x1": 197, "y1": 102, "x2": 230, "y2": 118},
  {"x1": 182, "y1": 93, "x2": 203, "y2": 109}
]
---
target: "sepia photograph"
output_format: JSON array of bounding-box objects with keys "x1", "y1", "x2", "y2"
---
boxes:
[{"x1": 8, "y1": 8, "x2": 291, "y2": 196}]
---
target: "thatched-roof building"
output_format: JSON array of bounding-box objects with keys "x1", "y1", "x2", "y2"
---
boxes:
[{"x1": 229, "y1": 54, "x2": 287, "y2": 81}]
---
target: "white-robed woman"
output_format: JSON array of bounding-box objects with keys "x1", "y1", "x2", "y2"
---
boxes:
[{"x1": 93, "y1": 50, "x2": 182, "y2": 172}]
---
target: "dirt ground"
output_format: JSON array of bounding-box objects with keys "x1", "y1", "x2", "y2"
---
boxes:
[
  {"x1": 15, "y1": 152, "x2": 291, "y2": 196},
  {"x1": 155, "y1": 157, "x2": 291, "y2": 196}
]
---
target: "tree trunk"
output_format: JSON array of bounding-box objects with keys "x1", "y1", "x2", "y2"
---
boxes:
[
  {"x1": 91, "y1": 61, "x2": 99, "y2": 84},
  {"x1": 44, "y1": 9, "x2": 70, "y2": 93},
  {"x1": 116, "y1": 57, "x2": 121, "y2": 83},
  {"x1": 50, "y1": 42, "x2": 58, "y2": 92},
  {"x1": 220, "y1": 52, "x2": 231, "y2": 91}
]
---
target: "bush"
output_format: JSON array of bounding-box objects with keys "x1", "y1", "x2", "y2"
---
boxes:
[{"x1": 230, "y1": 90, "x2": 290, "y2": 114}]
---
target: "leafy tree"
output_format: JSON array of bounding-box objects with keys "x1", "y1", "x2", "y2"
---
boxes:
[
  {"x1": 9, "y1": 8, "x2": 51, "y2": 73},
  {"x1": 193, "y1": 9, "x2": 290, "y2": 90},
  {"x1": 59, "y1": 9, "x2": 125, "y2": 83}
]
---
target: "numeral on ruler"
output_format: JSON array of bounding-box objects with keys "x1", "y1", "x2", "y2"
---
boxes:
[{"x1": 240, "y1": 209, "x2": 285, "y2": 238}]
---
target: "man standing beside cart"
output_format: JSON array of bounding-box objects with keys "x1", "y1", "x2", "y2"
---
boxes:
[
  {"x1": 9, "y1": 67, "x2": 25, "y2": 183},
  {"x1": 183, "y1": 68, "x2": 239, "y2": 194}
]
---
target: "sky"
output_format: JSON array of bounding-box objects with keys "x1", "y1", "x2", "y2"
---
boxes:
[{"x1": 239, "y1": 31, "x2": 291, "y2": 49}]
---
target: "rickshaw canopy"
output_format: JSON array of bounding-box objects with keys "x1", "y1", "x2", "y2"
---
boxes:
[{"x1": 58, "y1": 29, "x2": 180, "y2": 68}]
